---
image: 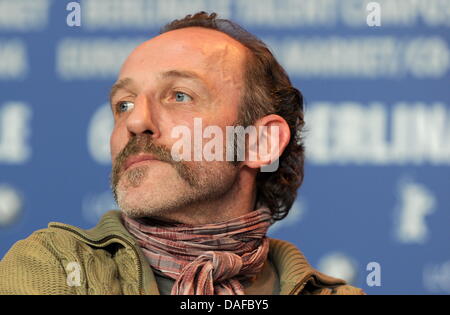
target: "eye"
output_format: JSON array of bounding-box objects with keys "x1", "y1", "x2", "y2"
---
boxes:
[
  {"x1": 116, "y1": 101, "x2": 134, "y2": 114},
  {"x1": 174, "y1": 91, "x2": 193, "y2": 103}
]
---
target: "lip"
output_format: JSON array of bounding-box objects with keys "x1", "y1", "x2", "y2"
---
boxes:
[{"x1": 123, "y1": 154, "x2": 158, "y2": 172}]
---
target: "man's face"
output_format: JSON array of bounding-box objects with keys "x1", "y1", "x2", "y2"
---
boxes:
[{"x1": 109, "y1": 27, "x2": 248, "y2": 219}]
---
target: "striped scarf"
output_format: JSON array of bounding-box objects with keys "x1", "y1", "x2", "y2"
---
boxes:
[{"x1": 122, "y1": 207, "x2": 272, "y2": 295}]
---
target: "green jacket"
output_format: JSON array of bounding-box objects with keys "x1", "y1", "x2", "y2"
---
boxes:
[{"x1": 0, "y1": 210, "x2": 365, "y2": 295}]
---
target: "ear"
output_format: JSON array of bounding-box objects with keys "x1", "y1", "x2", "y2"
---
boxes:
[{"x1": 242, "y1": 114, "x2": 290, "y2": 173}]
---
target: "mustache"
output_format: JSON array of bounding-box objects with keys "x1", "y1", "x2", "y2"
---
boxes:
[
  {"x1": 115, "y1": 135, "x2": 174, "y2": 170},
  {"x1": 110, "y1": 134, "x2": 197, "y2": 190}
]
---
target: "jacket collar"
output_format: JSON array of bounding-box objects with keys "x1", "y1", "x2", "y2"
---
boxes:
[
  {"x1": 49, "y1": 210, "x2": 346, "y2": 295},
  {"x1": 50, "y1": 210, "x2": 136, "y2": 245},
  {"x1": 268, "y1": 238, "x2": 346, "y2": 294}
]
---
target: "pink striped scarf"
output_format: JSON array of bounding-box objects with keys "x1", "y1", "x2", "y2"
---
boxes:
[{"x1": 122, "y1": 207, "x2": 272, "y2": 295}]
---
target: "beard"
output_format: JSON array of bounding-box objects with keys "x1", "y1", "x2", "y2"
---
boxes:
[{"x1": 110, "y1": 133, "x2": 240, "y2": 220}]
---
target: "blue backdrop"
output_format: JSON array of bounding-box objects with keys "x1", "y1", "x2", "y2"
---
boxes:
[{"x1": 1, "y1": 0, "x2": 449, "y2": 294}]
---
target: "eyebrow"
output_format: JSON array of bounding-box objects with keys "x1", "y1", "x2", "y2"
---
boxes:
[
  {"x1": 160, "y1": 70, "x2": 210, "y2": 99},
  {"x1": 160, "y1": 70, "x2": 205, "y2": 83},
  {"x1": 109, "y1": 77, "x2": 136, "y2": 107},
  {"x1": 109, "y1": 70, "x2": 207, "y2": 107}
]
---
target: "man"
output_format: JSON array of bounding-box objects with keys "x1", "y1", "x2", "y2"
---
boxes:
[{"x1": 0, "y1": 12, "x2": 364, "y2": 295}]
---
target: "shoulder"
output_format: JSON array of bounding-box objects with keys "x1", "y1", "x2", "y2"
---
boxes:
[
  {"x1": 3, "y1": 224, "x2": 94, "y2": 257},
  {"x1": 1, "y1": 227, "x2": 73, "y2": 262},
  {"x1": 331, "y1": 285, "x2": 366, "y2": 295},
  {"x1": 0, "y1": 228, "x2": 77, "y2": 294},
  {"x1": 268, "y1": 238, "x2": 366, "y2": 295},
  {"x1": 305, "y1": 284, "x2": 367, "y2": 295},
  {"x1": 0, "y1": 212, "x2": 131, "y2": 295}
]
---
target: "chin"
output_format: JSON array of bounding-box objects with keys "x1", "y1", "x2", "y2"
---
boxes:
[
  {"x1": 115, "y1": 178, "x2": 185, "y2": 219},
  {"x1": 118, "y1": 194, "x2": 161, "y2": 219},
  {"x1": 115, "y1": 180, "x2": 157, "y2": 215}
]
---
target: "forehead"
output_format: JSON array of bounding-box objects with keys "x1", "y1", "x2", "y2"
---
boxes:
[{"x1": 119, "y1": 27, "x2": 248, "y2": 87}]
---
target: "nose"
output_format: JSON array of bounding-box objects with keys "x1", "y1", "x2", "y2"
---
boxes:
[{"x1": 125, "y1": 93, "x2": 159, "y2": 137}]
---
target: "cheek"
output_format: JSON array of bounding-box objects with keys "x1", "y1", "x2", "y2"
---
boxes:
[{"x1": 110, "y1": 125, "x2": 126, "y2": 161}]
